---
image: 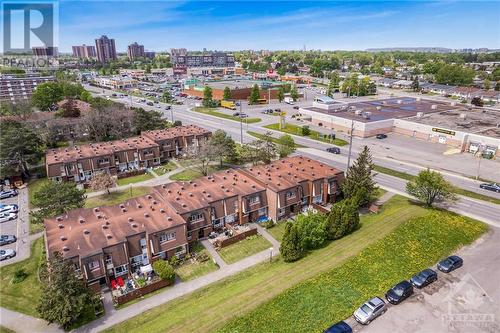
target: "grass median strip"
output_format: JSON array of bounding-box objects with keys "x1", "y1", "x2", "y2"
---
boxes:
[
  {"x1": 264, "y1": 123, "x2": 348, "y2": 146},
  {"x1": 373, "y1": 165, "x2": 500, "y2": 205},
  {"x1": 220, "y1": 209, "x2": 487, "y2": 333},
  {"x1": 102, "y1": 196, "x2": 429, "y2": 333},
  {"x1": 247, "y1": 131, "x2": 306, "y2": 148},
  {"x1": 193, "y1": 107, "x2": 261, "y2": 124}
]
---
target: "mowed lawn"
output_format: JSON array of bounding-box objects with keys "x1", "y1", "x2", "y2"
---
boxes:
[
  {"x1": 169, "y1": 165, "x2": 229, "y2": 182},
  {"x1": 116, "y1": 172, "x2": 154, "y2": 186},
  {"x1": 0, "y1": 238, "x2": 44, "y2": 317},
  {"x1": 193, "y1": 107, "x2": 261, "y2": 124},
  {"x1": 218, "y1": 235, "x2": 272, "y2": 264},
  {"x1": 175, "y1": 243, "x2": 219, "y2": 281},
  {"x1": 85, "y1": 187, "x2": 152, "y2": 208},
  {"x1": 221, "y1": 210, "x2": 487, "y2": 333},
  {"x1": 103, "y1": 196, "x2": 432, "y2": 333},
  {"x1": 264, "y1": 123, "x2": 348, "y2": 146}
]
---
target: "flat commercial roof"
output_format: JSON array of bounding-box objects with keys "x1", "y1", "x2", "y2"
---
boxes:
[
  {"x1": 200, "y1": 79, "x2": 286, "y2": 90},
  {"x1": 408, "y1": 108, "x2": 500, "y2": 138},
  {"x1": 302, "y1": 97, "x2": 460, "y2": 123}
]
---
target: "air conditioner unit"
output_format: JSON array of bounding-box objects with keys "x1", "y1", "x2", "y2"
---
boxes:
[
  {"x1": 355, "y1": 110, "x2": 362, "y2": 115},
  {"x1": 431, "y1": 104, "x2": 438, "y2": 110},
  {"x1": 416, "y1": 112, "x2": 424, "y2": 118}
]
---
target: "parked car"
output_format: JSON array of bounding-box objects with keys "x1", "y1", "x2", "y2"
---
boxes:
[
  {"x1": 146, "y1": 102, "x2": 154, "y2": 106},
  {"x1": 0, "y1": 212, "x2": 17, "y2": 223},
  {"x1": 353, "y1": 297, "x2": 387, "y2": 324},
  {"x1": 0, "y1": 204, "x2": 19, "y2": 214},
  {"x1": 323, "y1": 321, "x2": 352, "y2": 333},
  {"x1": 376, "y1": 134, "x2": 387, "y2": 139},
  {"x1": 0, "y1": 249, "x2": 16, "y2": 261},
  {"x1": 262, "y1": 109, "x2": 273, "y2": 114},
  {"x1": 479, "y1": 183, "x2": 500, "y2": 193},
  {"x1": 0, "y1": 235, "x2": 17, "y2": 246},
  {"x1": 0, "y1": 189, "x2": 18, "y2": 199},
  {"x1": 293, "y1": 106, "x2": 300, "y2": 110},
  {"x1": 327, "y1": 147, "x2": 341, "y2": 154},
  {"x1": 437, "y1": 255, "x2": 463, "y2": 273},
  {"x1": 410, "y1": 268, "x2": 438, "y2": 288},
  {"x1": 239, "y1": 113, "x2": 248, "y2": 118},
  {"x1": 232, "y1": 112, "x2": 240, "y2": 117},
  {"x1": 165, "y1": 105, "x2": 171, "y2": 110},
  {"x1": 385, "y1": 280, "x2": 414, "y2": 304}
]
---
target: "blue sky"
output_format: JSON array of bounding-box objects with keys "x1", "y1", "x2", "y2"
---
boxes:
[{"x1": 55, "y1": 0, "x2": 499, "y2": 52}]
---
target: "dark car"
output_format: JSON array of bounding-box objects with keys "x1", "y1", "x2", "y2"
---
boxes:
[
  {"x1": 410, "y1": 269, "x2": 438, "y2": 288},
  {"x1": 327, "y1": 147, "x2": 341, "y2": 154},
  {"x1": 479, "y1": 183, "x2": 500, "y2": 193},
  {"x1": 293, "y1": 106, "x2": 300, "y2": 110},
  {"x1": 385, "y1": 280, "x2": 414, "y2": 304},
  {"x1": 376, "y1": 134, "x2": 387, "y2": 139},
  {"x1": 0, "y1": 235, "x2": 17, "y2": 246},
  {"x1": 232, "y1": 112, "x2": 240, "y2": 117},
  {"x1": 0, "y1": 189, "x2": 18, "y2": 199},
  {"x1": 324, "y1": 321, "x2": 352, "y2": 333},
  {"x1": 437, "y1": 255, "x2": 463, "y2": 273}
]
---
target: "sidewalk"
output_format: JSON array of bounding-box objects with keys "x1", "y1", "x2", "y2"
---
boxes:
[
  {"x1": 0, "y1": 307, "x2": 63, "y2": 333},
  {"x1": 201, "y1": 239, "x2": 228, "y2": 268},
  {"x1": 253, "y1": 223, "x2": 281, "y2": 249}
]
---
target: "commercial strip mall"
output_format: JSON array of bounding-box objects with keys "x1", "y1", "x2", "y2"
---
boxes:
[{"x1": 299, "y1": 96, "x2": 500, "y2": 157}]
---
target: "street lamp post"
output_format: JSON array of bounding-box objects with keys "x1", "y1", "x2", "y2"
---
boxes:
[
  {"x1": 346, "y1": 120, "x2": 354, "y2": 169},
  {"x1": 269, "y1": 247, "x2": 273, "y2": 263},
  {"x1": 239, "y1": 100, "x2": 243, "y2": 144}
]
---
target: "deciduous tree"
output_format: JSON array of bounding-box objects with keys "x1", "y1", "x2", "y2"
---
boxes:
[
  {"x1": 249, "y1": 84, "x2": 260, "y2": 104},
  {"x1": 406, "y1": 169, "x2": 456, "y2": 206},
  {"x1": 277, "y1": 134, "x2": 295, "y2": 158},
  {"x1": 223, "y1": 86, "x2": 231, "y2": 100},
  {"x1": 89, "y1": 172, "x2": 116, "y2": 194},
  {"x1": 208, "y1": 130, "x2": 237, "y2": 166}
]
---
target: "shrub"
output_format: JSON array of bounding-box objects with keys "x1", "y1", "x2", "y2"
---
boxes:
[
  {"x1": 261, "y1": 219, "x2": 275, "y2": 229},
  {"x1": 169, "y1": 255, "x2": 180, "y2": 267},
  {"x1": 295, "y1": 213, "x2": 327, "y2": 250},
  {"x1": 153, "y1": 260, "x2": 175, "y2": 282},
  {"x1": 301, "y1": 125, "x2": 311, "y2": 136},
  {"x1": 12, "y1": 268, "x2": 28, "y2": 284},
  {"x1": 196, "y1": 252, "x2": 210, "y2": 262},
  {"x1": 280, "y1": 222, "x2": 304, "y2": 262}
]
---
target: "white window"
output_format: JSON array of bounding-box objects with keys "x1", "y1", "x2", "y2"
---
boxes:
[
  {"x1": 105, "y1": 255, "x2": 112, "y2": 265},
  {"x1": 249, "y1": 195, "x2": 260, "y2": 204},
  {"x1": 278, "y1": 208, "x2": 286, "y2": 217},
  {"x1": 225, "y1": 214, "x2": 236, "y2": 223},
  {"x1": 159, "y1": 232, "x2": 176, "y2": 243},
  {"x1": 286, "y1": 191, "x2": 296, "y2": 199},
  {"x1": 189, "y1": 212, "x2": 204, "y2": 222},
  {"x1": 88, "y1": 260, "x2": 100, "y2": 270},
  {"x1": 258, "y1": 207, "x2": 267, "y2": 216},
  {"x1": 114, "y1": 264, "x2": 128, "y2": 277}
]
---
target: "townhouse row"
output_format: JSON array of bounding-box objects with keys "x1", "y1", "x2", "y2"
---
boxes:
[
  {"x1": 44, "y1": 156, "x2": 344, "y2": 289},
  {"x1": 45, "y1": 125, "x2": 211, "y2": 183}
]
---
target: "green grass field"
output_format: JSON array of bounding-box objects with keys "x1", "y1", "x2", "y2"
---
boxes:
[
  {"x1": 116, "y1": 172, "x2": 154, "y2": 186},
  {"x1": 0, "y1": 326, "x2": 15, "y2": 333},
  {"x1": 247, "y1": 131, "x2": 306, "y2": 148},
  {"x1": 153, "y1": 161, "x2": 178, "y2": 176},
  {"x1": 85, "y1": 187, "x2": 152, "y2": 208},
  {"x1": 176, "y1": 243, "x2": 219, "y2": 281},
  {"x1": 103, "y1": 196, "x2": 435, "y2": 333},
  {"x1": 372, "y1": 165, "x2": 500, "y2": 205},
  {"x1": 264, "y1": 123, "x2": 348, "y2": 146},
  {"x1": 193, "y1": 107, "x2": 261, "y2": 124},
  {"x1": 169, "y1": 165, "x2": 229, "y2": 182},
  {"x1": 266, "y1": 222, "x2": 288, "y2": 242},
  {"x1": 0, "y1": 238, "x2": 44, "y2": 316},
  {"x1": 218, "y1": 235, "x2": 272, "y2": 264},
  {"x1": 221, "y1": 210, "x2": 487, "y2": 333}
]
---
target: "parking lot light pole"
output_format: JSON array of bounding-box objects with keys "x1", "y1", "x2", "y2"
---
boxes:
[
  {"x1": 240, "y1": 101, "x2": 243, "y2": 144},
  {"x1": 347, "y1": 120, "x2": 354, "y2": 169}
]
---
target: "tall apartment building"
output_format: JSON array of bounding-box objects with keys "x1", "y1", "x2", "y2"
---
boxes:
[
  {"x1": 44, "y1": 156, "x2": 344, "y2": 288},
  {"x1": 72, "y1": 44, "x2": 97, "y2": 59},
  {"x1": 170, "y1": 49, "x2": 235, "y2": 67},
  {"x1": 45, "y1": 125, "x2": 211, "y2": 183},
  {"x1": 0, "y1": 76, "x2": 55, "y2": 103},
  {"x1": 127, "y1": 42, "x2": 145, "y2": 61},
  {"x1": 32, "y1": 46, "x2": 58, "y2": 57},
  {"x1": 95, "y1": 35, "x2": 117, "y2": 63}
]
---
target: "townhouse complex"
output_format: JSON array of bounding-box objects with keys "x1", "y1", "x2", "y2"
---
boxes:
[
  {"x1": 45, "y1": 125, "x2": 211, "y2": 182},
  {"x1": 44, "y1": 156, "x2": 344, "y2": 289}
]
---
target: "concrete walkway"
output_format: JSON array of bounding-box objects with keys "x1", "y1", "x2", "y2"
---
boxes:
[
  {"x1": 0, "y1": 307, "x2": 63, "y2": 333},
  {"x1": 73, "y1": 245, "x2": 280, "y2": 333},
  {"x1": 253, "y1": 223, "x2": 281, "y2": 249},
  {"x1": 375, "y1": 190, "x2": 396, "y2": 206},
  {"x1": 201, "y1": 239, "x2": 228, "y2": 268}
]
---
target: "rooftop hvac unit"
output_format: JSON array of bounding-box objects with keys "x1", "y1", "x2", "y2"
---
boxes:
[
  {"x1": 431, "y1": 104, "x2": 438, "y2": 110},
  {"x1": 416, "y1": 112, "x2": 424, "y2": 118},
  {"x1": 450, "y1": 101, "x2": 456, "y2": 106},
  {"x1": 397, "y1": 99, "x2": 402, "y2": 104},
  {"x1": 376, "y1": 106, "x2": 382, "y2": 110},
  {"x1": 362, "y1": 112, "x2": 371, "y2": 119},
  {"x1": 355, "y1": 110, "x2": 362, "y2": 115},
  {"x1": 459, "y1": 113, "x2": 467, "y2": 119},
  {"x1": 416, "y1": 97, "x2": 421, "y2": 102}
]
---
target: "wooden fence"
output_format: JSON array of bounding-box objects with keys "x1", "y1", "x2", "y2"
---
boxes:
[
  {"x1": 113, "y1": 278, "x2": 172, "y2": 306},
  {"x1": 215, "y1": 228, "x2": 258, "y2": 249}
]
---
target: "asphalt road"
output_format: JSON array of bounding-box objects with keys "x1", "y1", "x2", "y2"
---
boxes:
[{"x1": 84, "y1": 85, "x2": 500, "y2": 203}]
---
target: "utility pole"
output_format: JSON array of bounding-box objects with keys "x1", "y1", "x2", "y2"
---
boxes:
[
  {"x1": 239, "y1": 101, "x2": 243, "y2": 144},
  {"x1": 346, "y1": 120, "x2": 354, "y2": 169},
  {"x1": 171, "y1": 108, "x2": 174, "y2": 123}
]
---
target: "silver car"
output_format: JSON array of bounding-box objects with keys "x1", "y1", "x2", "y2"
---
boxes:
[
  {"x1": 0, "y1": 212, "x2": 17, "y2": 223},
  {"x1": 354, "y1": 297, "x2": 387, "y2": 324},
  {"x1": 0, "y1": 249, "x2": 16, "y2": 261}
]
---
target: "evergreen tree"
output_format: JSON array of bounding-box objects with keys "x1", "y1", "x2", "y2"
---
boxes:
[
  {"x1": 411, "y1": 77, "x2": 420, "y2": 91},
  {"x1": 277, "y1": 87, "x2": 285, "y2": 102},
  {"x1": 38, "y1": 252, "x2": 92, "y2": 329},
  {"x1": 203, "y1": 86, "x2": 213, "y2": 107},
  {"x1": 249, "y1": 84, "x2": 260, "y2": 104},
  {"x1": 280, "y1": 222, "x2": 304, "y2": 262},
  {"x1": 290, "y1": 85, "x2": 299, "y2": 101},
  {"x1": 223, "y1": 86, "x2": 231, "y2": 100},
  {"x1": 341, "y1": 145, "x2": 375, "y2": 207}
]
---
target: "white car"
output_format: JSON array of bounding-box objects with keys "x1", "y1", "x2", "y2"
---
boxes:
[
  {"x1": 0, "y1": 204, "x2": 18, "y2": 214},
  {"x1": 0, "y1": 249, "x2": 16, "y2": 261},
  {"x1": 0, "y1": 212, "x2": 17, "y2": 223}
]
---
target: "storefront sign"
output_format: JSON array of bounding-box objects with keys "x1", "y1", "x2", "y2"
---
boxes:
[{"x1": 432, "y1": 128, "x2": 455, "y2": 136}]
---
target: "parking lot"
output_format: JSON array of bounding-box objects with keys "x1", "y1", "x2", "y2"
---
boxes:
[
  {"x1": 339, "y1": 228, "x2": 500, "y2": 333},
  {"x1": 0, "y1": 188, "x2": 30, "y2": 266}
]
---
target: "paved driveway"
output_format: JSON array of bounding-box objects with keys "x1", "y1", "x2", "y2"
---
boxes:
[{"x1": 353, "y1": 228, "x2": 500, "y2": 333}]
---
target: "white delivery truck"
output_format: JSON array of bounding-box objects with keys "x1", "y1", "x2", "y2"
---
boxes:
[{"x1": 284, "y1": 97, "x2": 294, "y2": 104}]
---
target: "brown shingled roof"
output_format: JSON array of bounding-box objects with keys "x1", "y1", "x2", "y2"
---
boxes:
[{"x1": 142, "y1": 124, "x2": 210, "y2": 141}]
